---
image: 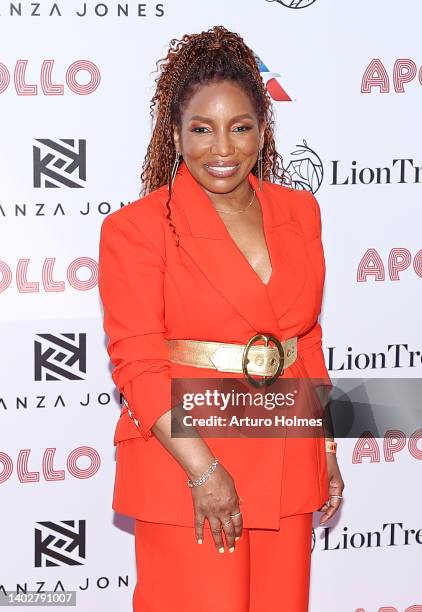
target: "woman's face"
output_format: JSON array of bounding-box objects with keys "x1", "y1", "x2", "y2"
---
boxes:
[{"x1": 173, "y1": 80, "x2": 264, "y2": 195}]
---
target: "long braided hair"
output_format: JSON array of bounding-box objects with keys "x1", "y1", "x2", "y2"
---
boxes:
[{"x1": 140, "y1": 25, "x2": 289, "y2": 246}]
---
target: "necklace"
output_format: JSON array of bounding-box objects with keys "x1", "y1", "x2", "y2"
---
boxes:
[{"x1": 214, "y1": 189, "x2": 256, "y2": 214}]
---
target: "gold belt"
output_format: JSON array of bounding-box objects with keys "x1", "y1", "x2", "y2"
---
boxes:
[{"x1": 165, "y1": 333, "x2": 297, "y2": 387}]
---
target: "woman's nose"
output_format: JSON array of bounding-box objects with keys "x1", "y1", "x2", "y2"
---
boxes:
[{"x1": 210, "y1": 131, "x2": 235, "y2": 156}]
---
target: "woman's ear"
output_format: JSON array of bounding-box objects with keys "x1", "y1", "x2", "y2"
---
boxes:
[
  {"x1": 259, "y1": 126, "x2": 265, "y2": 150},
  {"x1": 173, "y1": 125, "x2": 181, "y2": 154}
]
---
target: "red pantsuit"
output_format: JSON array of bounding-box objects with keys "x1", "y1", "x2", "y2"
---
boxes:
[
  {"x1": 134, "y1": 513, "x2": 313, "y2": 612},
  {"x1": 98, "y1": 160, "x2": 331, "y2": 610}
]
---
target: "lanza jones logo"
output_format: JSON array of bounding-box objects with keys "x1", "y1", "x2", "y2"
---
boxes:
[
  {"x1": 34, "y1": 333, "x2": 87, "y2": 381},
  {"x1": 33, "y1": 139, "x2": 86, "y2": 188},
  {"x1": 35, "y1": 520, "x2": 86, "y2": 567},
  {"x1": 266, "y1": 0, "x2": 317, "y2": 9}
]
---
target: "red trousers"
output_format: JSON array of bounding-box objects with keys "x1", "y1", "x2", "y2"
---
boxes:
[{"x1": 133, "y1": 512, "x2": 313, "y2": 612}]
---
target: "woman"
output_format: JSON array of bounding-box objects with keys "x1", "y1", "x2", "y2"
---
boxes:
[{"x1": 98, "y1": 25, "x2": 344, "y2": 612}]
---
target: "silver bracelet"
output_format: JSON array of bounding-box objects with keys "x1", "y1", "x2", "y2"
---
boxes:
[{"x1": 187, "y1": 458, "x2": 219, "y2": 488}]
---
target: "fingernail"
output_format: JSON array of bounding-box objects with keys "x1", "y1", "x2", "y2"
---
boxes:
[
  {"x1": 229, "y1": 546, "x2": 235, "y2": 553},
  {"x1": 197, "y1": 539, "x2": 202, "y2": 544},
  {"x1": 235, "y1": 536, "x2": 240, "y2": 541},
  {"x1": 219, "y1": 547, "x2": 224, "y2": 553}
]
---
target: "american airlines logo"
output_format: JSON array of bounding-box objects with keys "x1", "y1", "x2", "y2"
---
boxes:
[{"x1": 254, "y1": 53, "x2": 292, "y2": 101}]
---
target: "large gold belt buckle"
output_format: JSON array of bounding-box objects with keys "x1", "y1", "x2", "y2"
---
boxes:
[{"x1": 241, "y1": 332, "x2": 284, "y2": 388}]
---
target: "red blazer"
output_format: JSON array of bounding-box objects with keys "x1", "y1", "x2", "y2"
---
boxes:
[{"x1": 98, "y1": 160, "x2": 331, "y2": 529}]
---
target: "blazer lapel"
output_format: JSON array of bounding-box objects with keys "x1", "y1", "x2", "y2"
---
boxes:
[
  {"x1": 171, "y1": 161, "x2": 306, "y2": 333},
  {"x1": 259, "y1": 178, "x2": 308, "y2": 322}
]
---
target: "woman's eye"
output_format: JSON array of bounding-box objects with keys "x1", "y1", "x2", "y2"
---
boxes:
[{"x1": 191, "y1": 126, "x2": 252, "y2": 134}]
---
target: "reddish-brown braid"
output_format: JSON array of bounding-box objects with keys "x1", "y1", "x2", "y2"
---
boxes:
[{"x1": 139, "y1": 25, "x2": 290, "y2": 247}]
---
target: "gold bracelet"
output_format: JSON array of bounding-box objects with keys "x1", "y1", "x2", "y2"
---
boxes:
[{"x1": 325, "y1": 440, "x2": 337, "y2": 453}]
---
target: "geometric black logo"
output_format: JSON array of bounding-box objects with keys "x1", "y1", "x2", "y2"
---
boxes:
[
  {"x1": 266, "y1": 0, "x2": 317, "y2": 9},
  {"x1": 34, "y1": 520, "x2": 86, "y2": 567},
  {"x1": 33, "y1": 139, "x2": 86, "y2": 188},
  {"x1": 285, "y1": 139, "x2": 324, "y2": 193},
  {"x1": 34, "y1": 333, "x2": 86, "y2": 381}
]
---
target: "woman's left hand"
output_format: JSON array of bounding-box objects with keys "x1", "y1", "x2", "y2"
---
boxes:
[{"x1": 317, "y1": 452, "x2": 345, "y2": 525}]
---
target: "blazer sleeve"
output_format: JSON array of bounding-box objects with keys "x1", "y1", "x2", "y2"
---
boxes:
[
  {"x1": 98, "y1": 210, "x2": 171, "y2": 442},
  {"x1": 296, "y1": 190, "x2": 332, "y2": 388}
]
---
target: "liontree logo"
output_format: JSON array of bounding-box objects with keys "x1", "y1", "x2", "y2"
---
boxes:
[
  {"x1": 266, "y1": 0, "x2": 317, "y2": 9},
  {"x1": 254, "y1": 53, "x2": 292, "y2": 101},
  {"x1": 285, "y1": 140, "x2": 324, "y2": 193}
]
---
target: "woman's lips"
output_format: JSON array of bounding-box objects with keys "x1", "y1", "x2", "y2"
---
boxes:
[{"x1": 203, "y1": 163, "x2": 240, "y2": 178}]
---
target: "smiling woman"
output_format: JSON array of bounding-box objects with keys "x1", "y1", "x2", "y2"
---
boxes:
[
  {"x1": 172, "y1": 78, "x2": 278, "y2": 284},
  {"x1": 98, "y1": 24, "x2": 343, "y2": 612},
  {"x1": 175, "y1": 84, "x2": 262, "y2": 185}
]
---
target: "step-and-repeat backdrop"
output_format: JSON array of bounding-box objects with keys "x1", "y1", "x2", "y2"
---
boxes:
[{"x1": 1, "y1": 1, "x2": 421, "y2": 610}]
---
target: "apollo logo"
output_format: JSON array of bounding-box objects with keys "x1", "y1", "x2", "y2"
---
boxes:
[
  {"x1": 356, "y1": 607, "x2": 422, "y2": 612},
  {"x1": 353, "y1": 430, "x2": 422, "y2": 463},
  {"x1": 0, "y1": 60, "x2": 100, "y2": 95},
  {"x1": 362, "y1": 58, "x2": 422, "y2": 93},
  {"x1": 0, "y1": 257, "x2": 98, "y2": 293},
  {"x1": 33, "y1": 138, "x2": 86, "y2": 188},
  {"x1": 34, "y1": 520, "x2": 86, "y2": 567},
  {"x1": 0, "y1": 447, "x2": 101, "y2": 484},
  {"x1": 357, "y1": 248, "x2": 422, "y2": 281}
]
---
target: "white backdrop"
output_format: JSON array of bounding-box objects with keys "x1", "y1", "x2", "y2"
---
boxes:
[{"x1": 1, "y1": 1, "x2": 421, "y2": 610}]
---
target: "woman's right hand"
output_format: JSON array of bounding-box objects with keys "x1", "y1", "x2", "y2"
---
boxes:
[{"x1": 190, "y1": 462, "x2": 243, "y2": 553}]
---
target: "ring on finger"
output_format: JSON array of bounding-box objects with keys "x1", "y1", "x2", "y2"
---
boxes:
[
  {"x1": 230, "y1": 511, "x2": 242, "y2": 518},
  {"x1": 223, "y1": 518, "x2": 232, "y2": 525}
]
